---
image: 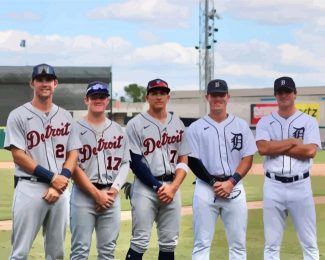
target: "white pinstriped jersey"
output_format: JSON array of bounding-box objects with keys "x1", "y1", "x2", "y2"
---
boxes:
[
  {"x1": 187, "y1": 114, "x2": 257, "y2": 177},
  {"x1": 4, "y1": 102, "x2": 81, "y2": 177},
  {"x1": 77, "y1": 118, "x2": 130, "y2": 184},
  {"x1": 126, "y1": 112, "x2": 191, "y2": 176},
  {"x1": 256, "y1": 110, "x2": 322, "y2": 176}
]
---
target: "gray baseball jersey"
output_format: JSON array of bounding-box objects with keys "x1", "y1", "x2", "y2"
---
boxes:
[
  {"x1": 5, "y1": 102, "x2": 80, "y2": 176},
  {"x1": 70, "y1": 117, "x2": 130, "y2": 259},
  {"x1": 76, "y1": 117, "x2": 130, "y2": 187},
  {"x1": 4, "y1": 102, "x2": 81, "y2": 259},
  {"x1": 126, "y1": 111, "x2": 190, "y2": 175},
  {"x1": 256, "y1": 110, "x2": 321, "y2": 259},
  {"x1": 187, "y1": 114, "x2": 257, "y2": 260},
  {"x1": 126, "y1": 111, "x2": 191, "y2": 254}
]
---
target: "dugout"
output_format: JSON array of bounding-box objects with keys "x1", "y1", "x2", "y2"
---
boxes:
[{"x1": 0, "y1": 65, "x2": 112, "y2": 126}]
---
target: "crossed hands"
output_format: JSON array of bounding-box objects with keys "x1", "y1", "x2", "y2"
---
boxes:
[
  {"x1": 157, "y1": 184, "x2": 177, "y2": 204},
  {"x1": 43, "y1": 175, "x2": 70, "y2": 203},
  {"x1": 213, "y1": 180, "x2": 234, "y2": 199},
  {"x1": 95, "y1": 188, "x2": 118, "y2": 212}
]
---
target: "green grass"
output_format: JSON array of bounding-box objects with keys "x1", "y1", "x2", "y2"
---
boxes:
[
  {"x1": 0, "y1": 205, "x2": 324, "y2": 259},
  {"x1": 0, "y1": 149, "x2": 12, "y2": 162}
]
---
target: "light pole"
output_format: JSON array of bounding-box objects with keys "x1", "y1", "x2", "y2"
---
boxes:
[{"x1": 195, "y1": 0, "x2": 221, "y2": 114}]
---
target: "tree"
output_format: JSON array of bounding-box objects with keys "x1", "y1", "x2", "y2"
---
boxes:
[{"x1": 124, "y1": 83, "x2": 146, "y2": 102}]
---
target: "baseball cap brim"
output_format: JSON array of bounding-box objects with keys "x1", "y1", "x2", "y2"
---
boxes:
[{"x1": 147, "y1": 87, "x2": 170, "y2": 94}]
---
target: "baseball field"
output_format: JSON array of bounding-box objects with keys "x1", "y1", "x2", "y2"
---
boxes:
[{"x1": 0, "y1": 149, "x2": 324, "y2": 259}]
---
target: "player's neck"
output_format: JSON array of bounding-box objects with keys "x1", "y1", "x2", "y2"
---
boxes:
[
  {"x1": 86, "y1": 112, "x2": 106, "y2": 125},
  {"x1": 278, "y1": 106, "x2": 297, "y2": 119},
  {"x1": 147, "y1": 108, "x2": 167, "y2": 123},
  {"x1": 209, "y1": 111, "x2": 228, "y2": 123},
  {"x1": 31, "y1": 97, "x2": 53, "y2": 113}
]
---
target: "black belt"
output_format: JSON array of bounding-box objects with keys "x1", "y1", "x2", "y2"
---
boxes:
[
  {"x1": 155, "y1": 174, "x2": 174, "y2": 182},
  {"x1": 213, "y1": 176, "x2": 231, "y2": 182},
  {"x1": 265, "y1": 172, "x2": 309, "y2": 183},
  {"x1": 14, "y1": 176, "x2": 48, "y2": 188},
  {"x1": 92, "y1": 182, "x2": 112, "y2": 190}
]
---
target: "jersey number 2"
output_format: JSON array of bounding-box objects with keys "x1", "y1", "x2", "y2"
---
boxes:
[
  {"x1": 56, "y1": 144, "x2": 65, "y2": 158},
  {"x1": 107, "y1": 157, "x2": 122, "y2": 170}
]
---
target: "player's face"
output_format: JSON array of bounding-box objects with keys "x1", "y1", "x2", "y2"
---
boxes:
[
  {"x1": 30, "y1": 76, "x2": 58, "y2": 100},
  {"x1": 85, "y1": 94, "x2": 109, "y2": 113},
  {"x1": 146, "y1": 90, "x2": 170, "y2": 110},
  {"x1": 206, "y1": 92, "x2": 230, "y2": 113},
  {"x1": 275, "y1": 89, "x2": 296, "y2": 110}
]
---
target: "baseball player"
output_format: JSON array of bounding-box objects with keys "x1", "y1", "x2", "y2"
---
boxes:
[
  {"x1": 256, "y1": 76, "x2": 321, "y2": 260},
  {"x1": 70, "y1": 81, "x2": 130, "y2": 259},
  {"x1": 124, "y1": 79, "x2": 191, "y2": 260},
  {"x1": 4, "y1": 63, "x2": 81, "y2": 259},
  {"x1": 187, "y1": 79, "x2": 257, "y2": 260}
]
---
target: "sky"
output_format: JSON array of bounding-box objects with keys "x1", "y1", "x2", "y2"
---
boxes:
[{"x1": 1, "y1": 0, "x2": 325, "y2": 98}]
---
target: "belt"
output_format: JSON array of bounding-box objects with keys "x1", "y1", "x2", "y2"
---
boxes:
[
  {"x1": 213, "y1": 176, "x2": 230, "y2": 182},
  {"x1": 265, "y1": 172, "x2": 309, "y2": 183},
  {"x1": 155, "y1": 174, "x2": 174, "y2": 182},
  {"x1": 92, "y1": 182, "x2": 112, "y2": 190},
  {"x1": 14, "y1": 176, "x2": 48, "y2": 188}
]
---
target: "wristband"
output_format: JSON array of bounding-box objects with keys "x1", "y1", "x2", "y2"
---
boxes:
[
  {"x1": 33, "y1": 165, "x2": 54, "y2": 183},
  {"x1": 176, "y1": 162, "x2": 189, "y2": 174},
  {"x1": 209, "y1": 177, "x2": 217, "y2": 186},
  {"x1": 229, "y1": 172, "x2": 241, "y2": 186},
  {"x1": 60, "y1": 168, "x2": 71, "y2": 179}
]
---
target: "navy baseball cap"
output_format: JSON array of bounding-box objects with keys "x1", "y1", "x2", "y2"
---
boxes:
[
  {"x1": 32, "y1": 63, "x2": 57, "y2": 80},
  {"x1": 147, "y1": 78, "x2": 170, "y2": 94},
  {"x1": 207, "y1": 79, "x2": 228, "y2": 94},
  {"x1": 274, "y1": 76, "x2": 296, "y2": 94},
  {"x1": 86, "y1": 81, "x2": 110, "y2": 96}
]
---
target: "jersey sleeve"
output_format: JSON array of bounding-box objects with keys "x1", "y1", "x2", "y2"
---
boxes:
[
  {"x1": 187, "y1": 122, "x2": 200, "y2": 159},
  {"x1": 241, "y1": 120, "x2": 257, "y2": 157},
  {"x1": 255, "y1": 117, "x2": 271, "y2": 142},
  {"x1": 122, "y1": 130, "x2": 131, "y2": 163},
  {"x1": 178, "y1": 120, "x2": 191, "y2": 156},
  {"x1": 304, "y1": 116, "x2": 322, "y2": 149},
  {"x1": 4, "y1": 110, "x2": 26, "y2": 151},
  {"x1": 126, "y1": 119, "x2": 142, "y2": 155},
  {"x1": 67, "y1": 120, "x2": 82, "y2": 152}
]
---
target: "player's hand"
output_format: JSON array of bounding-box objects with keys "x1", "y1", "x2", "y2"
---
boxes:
[
  {"x1": 106, "y1": 187, "x2": 118, "y2": 205},
  {"x1": 43, "y1": 187, "x2": 60, "y2": 203},
  {"x1": 213, "y1": 181, "x2": 234, "y2": 199},
  {"x1": 51, "y1": 175, "x2": 69, "y2": 194},
  {"x1": 157, "y1": 184, "x2": 177, "y2": 204},
  {"x1": 94, "y1": 188, "x2": 117, "y2": 212}
]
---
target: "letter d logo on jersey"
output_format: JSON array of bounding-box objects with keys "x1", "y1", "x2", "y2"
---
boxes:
[{"x1": 231, "y1": 132, "x2": 243, "y2": 151}]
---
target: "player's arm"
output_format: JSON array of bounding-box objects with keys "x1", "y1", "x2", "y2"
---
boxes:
[
  {"x1": 129, "y1": 150, "x2": 162, "y2": 191},
  {"x1": 10, "y1": 145, "x2": 66, "y2": 192},
  {"x1": 10, "y1": 145, "x2": 37, "y2": 174},
  {"x1": 157, "y1": 155, "x2": 188, "y2": 203},
  {"x1": 256, "y1": 138, "x2": 301, "y2": 156},
  {"x1": 48, "y1": 149, "x2": 78, "y2": 193},
  {"x1": 188, "y1": 156, "x2": 216, "y2": 185},
  {"x1": 284, "y1": 143, "x2": 318, "y2": 160},
  {"x1": 112, "y1": 161, "x2": 130, "y2": 192},
  {"x1": 214, "y1": 155, "x2": 253, "y2": 198}
]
